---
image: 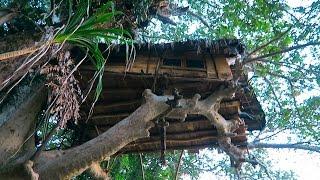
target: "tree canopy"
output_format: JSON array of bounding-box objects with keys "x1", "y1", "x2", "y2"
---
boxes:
[{"x1": 0, "y1": 0, "x2": 319, "y2": 179}]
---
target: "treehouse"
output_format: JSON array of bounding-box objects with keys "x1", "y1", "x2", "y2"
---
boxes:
[{"x1": 77, "y1": 39, "x2": 266, "y2": 154}]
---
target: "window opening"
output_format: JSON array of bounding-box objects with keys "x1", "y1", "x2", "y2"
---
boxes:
[
  {"x1": 163, "y1": 58, "x2": 182, "y2": 67},
  {"x1": 108, "y1": 56, "x2": 126, "y2": 64},
  {"x1": 186, "y1": 59, "x2": 205, "y2": 69}
]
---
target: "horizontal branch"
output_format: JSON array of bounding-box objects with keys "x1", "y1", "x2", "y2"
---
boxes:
[
  {"x1": 32, "y1": 86, "x2": 239, "y2": 179},
  {"x1": 0, "y1": 11, "x2": 17, "y2": 25},
  {"x1": 247, "y1": 26, "x2": 292, "y2": 57},
  {"x1": 244, "y1": 41, "x2": 320, "y2": 64},
  {"x1": 248, "y1": 142, "x2": 320, "y2": 153}
]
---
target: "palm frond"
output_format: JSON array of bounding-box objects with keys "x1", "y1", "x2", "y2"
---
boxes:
[{"x1": 53, "y1": 0, "x2": 134, "y2": 120}]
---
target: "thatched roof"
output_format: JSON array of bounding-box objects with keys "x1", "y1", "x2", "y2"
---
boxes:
[{"x1": 101, "y1": 39, "x2": 245, "y2": 57}]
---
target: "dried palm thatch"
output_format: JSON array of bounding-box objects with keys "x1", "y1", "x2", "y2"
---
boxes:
[
  {"x1": 0, "y1": 1, "x2": 134, "y2": 128},
  {"x1": 40, "y1": 50, "x2": 82, "y2": 127}
]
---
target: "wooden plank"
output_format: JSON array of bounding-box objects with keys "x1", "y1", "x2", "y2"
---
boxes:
[
  {"x1": 93, "y1": 102, "x2": 141, "y2": 115},
  {"x1": 96, "y1": 100, "x2": 140, "y2": 109},
  {"x1": 105, "y1": 65, "x2": 125, "y2": 73},
  {"x1": 118, "y1": 134, "x2": 247, "y2": 154},
  {"x1": 219, "y1": 101, "x2": 240, "y2": 115},
  {"x1": 127, "y1": 56, "x2": 148, "y2": 73},
  {"x1": 159, "y1": 68, "x2": 207, "y2": 78},
  {"x1": 79, "y1": 68, "x2": 226, "y2": 83},
  {"x1": 205, "y1": 54, "x2": 218, "y2": 79},
  {"x1": 118, "y1": 143, "x2": 218, "y2": 154},
  {"x1": 90, "y1": 113, "x2": 130, "y2": 125},
  {"x1": 214, "y1": 56, "x2": 233, "y2": 80}
]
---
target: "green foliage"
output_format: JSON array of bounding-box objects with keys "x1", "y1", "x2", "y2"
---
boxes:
[
  {"x1": 0, "y1": 0, "x2": 50, "y2": 36},
  {"x1": 53, "y1": 0, "x2": 133, "y2": 111},
  {"x1": 1, "y1": 0, "x2": 320, "y2": 179},
  {"x1": 75, "y1": 149, "x2": 296, "y2": 180},
  {"x1": 121, "y1": 0, "x2": 320, "y2": 178},
  {"x1": 138, "y1": 0, "x2": 320, "y2": 146},
  {"x1": 105, "y1": 152, "x2": 201, "y2": 180}
]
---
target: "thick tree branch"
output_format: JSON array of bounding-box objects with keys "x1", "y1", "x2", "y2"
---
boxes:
[
  {"x1": 33, "y1": 89, "x2": 168, "y2": 179},
  {"x1": 87, "y1": 162, "x2": 110, "y2": 180},
  {"x1": 31, "y1": 85, "x2": 240, "y2": 179},
  {"x1": 247, "y1": 26, "x2": 292, "y2": 57},
  {"x1": 0, "y1": 78, "x2": 46, "y2": 166},
  {"x1": 0, "y1": 10, "x2": 17, "y2": 25}
]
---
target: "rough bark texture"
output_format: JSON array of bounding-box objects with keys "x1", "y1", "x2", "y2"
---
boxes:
[
  {"x1": 0, "y1": 80, "x2": 243, "y2": 179},
  {"x1": 0, "y1": 78, "x2": 46, "y2": 165},
  {"x1": 0, "y1": 33, "x2": 42, "y2": 90},
  {"x1": 87, "y1": 162, "x2": 110, "y2": 180},
  {"x1": 0, "y1": 11, "x2": 17, "y2": 26}
]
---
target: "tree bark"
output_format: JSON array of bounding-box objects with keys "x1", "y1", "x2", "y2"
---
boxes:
[
  {"x1": 0, "y1": 33, "x2": 42, "y2": 90},
  {"x1": 0, "y1": 78, "x2": 46, "y2": 166},
  {"x1": 33, "y1": 89, "x2": 168, "y2": 179},
  {"x1": 0, "y1": 11, "x2": 17, "y2": 26},
  {"x1": 1, "y1": 79, "x2": 243, "y2": 180}
]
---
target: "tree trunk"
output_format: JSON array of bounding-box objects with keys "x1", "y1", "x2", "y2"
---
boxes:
[{"x1": 0, "y1": 78, "x2": 46, "y2": 166}]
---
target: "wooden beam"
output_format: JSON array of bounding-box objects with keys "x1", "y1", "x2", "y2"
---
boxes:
[
  {"x1": 118, "y1": 135, "x2": 247, "y2": 154},
  {"x1": 214, "y1": 56, "x2": 233, "y2": 80},
  {"x1": 79, "y1": 69, "x2": 227, "y2": 83},
  {"x1": 127, "y1": 136, "x2": 220, "y2": 148},
  {"x1": 95, "y1": 100, "x2": 141, "y2": 109},
  {"x1": 117, "y1": 143, "x2": 217, "y2": 154},
  {"x1": 89, "y1": 113, "x2": 130, "y2": 125}
]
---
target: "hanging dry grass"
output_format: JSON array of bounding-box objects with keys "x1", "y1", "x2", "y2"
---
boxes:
[{"x1": 41, "y1": 50, "x2": 82, "y2": 128}]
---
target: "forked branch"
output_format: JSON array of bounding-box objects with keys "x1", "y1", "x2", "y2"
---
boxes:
[{"x1": 31, "y1": 85, "x2": 244, "y2": 179}]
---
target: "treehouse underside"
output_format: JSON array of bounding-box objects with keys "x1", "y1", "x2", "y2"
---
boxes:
[
  {"x1": 78, "y1": 71, "x2": 265, "y2": 153},
  {"x1": 74, "y1": 39, "x2": 265, "y2": 153}
]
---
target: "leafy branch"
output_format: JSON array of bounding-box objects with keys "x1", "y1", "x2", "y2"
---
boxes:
[{"x1": 244, "y1": 41, "x2": 320, "y2": 64}]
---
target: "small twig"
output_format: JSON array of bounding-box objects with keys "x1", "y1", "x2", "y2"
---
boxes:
[
  {"x1": 263, "y1": 77, "x2": 283, "y2": 111},
  {"x1": 248, "y1": 142, "x2": 320, "y2": 153},
  {"x1": 264, "y1": 70, "x2": 316, "y2": 81},
  {"x1": 287, "y1": 80, "x2": 303, "y2": 123},
  {"x1": 254, "y1": 128, "x2": 288, "y2": 143},
  {"x1": 187, "y1": 10, "x2": 210, "y2": 29},
  {"x1": 255, "y1": 58, "x2": 316, "y2": 75},
  {"x1": 244, "y1": 158, "x2": 272, "y2": 180},
  {"x1": 139, "y1": 153, "x2": 145, "y2": 180},
  {"x1": 174, "y1": 150, "x2": 184, "y2": 180},
  {"x1": 94, "y1": 125, "x2": 100, "y2": 136}
]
